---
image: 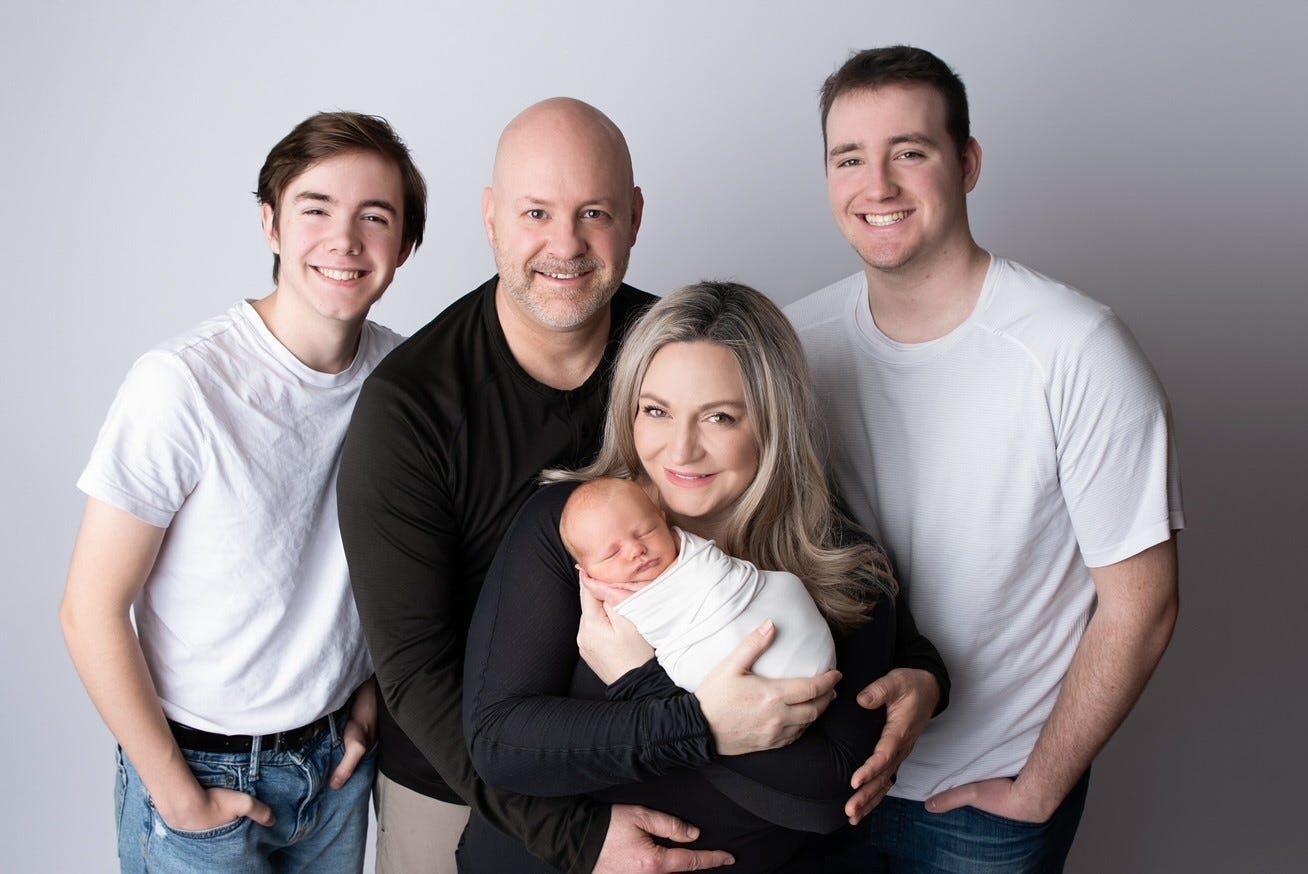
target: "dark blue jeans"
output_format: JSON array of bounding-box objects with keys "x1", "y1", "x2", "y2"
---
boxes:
[{"x1": 824, "y1": 773, "x2": 1090, "y2": 873}]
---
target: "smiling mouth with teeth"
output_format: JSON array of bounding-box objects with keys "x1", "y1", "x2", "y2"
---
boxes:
[
  {"x1": 316, "y1": 267, "x2": 364, "y2": 281},
  {"x1": 539, "y1": 271, "x2": 585, "y2": 280},
  {"x1": 863, "y1": 210, "x2": 911, "y2": 227}
]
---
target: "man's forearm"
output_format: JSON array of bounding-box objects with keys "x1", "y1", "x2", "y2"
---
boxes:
[
  {"x1": 1013, "y1": 539, "x2": 1179, "y2": 818},
  {"x1": 64, "y1": 606, "x2": 204, "y2": 809},
  {"x1": 60, "y1": 501, "x2": 207, "y2": 819}
]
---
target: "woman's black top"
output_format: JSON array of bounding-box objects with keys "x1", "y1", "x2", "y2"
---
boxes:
[{"x1": 462, "y1": 481, "x2": 900, "y2": 872}]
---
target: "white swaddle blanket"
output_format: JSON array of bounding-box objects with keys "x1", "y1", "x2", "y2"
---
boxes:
[{"x1": 614, "y1": 529, "x2": 837, "y2": 692}]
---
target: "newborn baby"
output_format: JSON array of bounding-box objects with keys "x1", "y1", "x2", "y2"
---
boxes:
[{"x1": 560, "y1": 478, "x2": 836, "y2": 692}]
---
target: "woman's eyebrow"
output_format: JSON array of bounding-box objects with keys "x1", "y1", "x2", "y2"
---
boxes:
[{"x1": 638, "y1": 391, "x2": 745, "y2": 410}]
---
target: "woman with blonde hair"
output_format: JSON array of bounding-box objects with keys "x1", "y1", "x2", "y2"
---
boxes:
[
  {"x1": 462, "y1": 281, "x2": 946, "y2": 872},
  {"x1": 567, "y1": 279, "x2": 894, "y2": 627}
]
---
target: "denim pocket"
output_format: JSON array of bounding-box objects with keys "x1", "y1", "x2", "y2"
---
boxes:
[
  {"x1": 967, "y1": 804, "x2": 1049, "y2": 831},
  {"x1": 154, "y1": 811, "x2": 249, "y2": 840},
  {"x1": 183, "y1": 757, "x2": 242, "y2": 791},
  {"x1": 114, "y1": 748, "x2": 129, "y2": 842},
  {"x1": 146, "y1": 759, "x2": 249, "y2": 839},
  {"x1": 144, "y1": 808, "x2": 253, "y2": 874}
]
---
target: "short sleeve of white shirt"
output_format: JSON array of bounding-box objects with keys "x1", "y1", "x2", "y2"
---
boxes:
[
  {"x1": 72, "y1": 303, "x2": 402, "y2": 734},
  {"x1": 78, "y1": 351, "x2": 208, "y2": 528},
  {"x1": 1050, "y1": 314, "x2": 1184, "y2": 567}
]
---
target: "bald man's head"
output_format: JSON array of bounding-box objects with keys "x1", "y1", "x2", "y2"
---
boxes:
[
  {"x1": 492, "y1": 98, "x2": 634, "y2": 190},
  {"x1": 484, "y1": 98, "x2": 643, "y2": 333}
]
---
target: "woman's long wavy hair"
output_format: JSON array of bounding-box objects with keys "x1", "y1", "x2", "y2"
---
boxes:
[{"x1": 550, "y1": 280, "x2": 896, "y2": 630}]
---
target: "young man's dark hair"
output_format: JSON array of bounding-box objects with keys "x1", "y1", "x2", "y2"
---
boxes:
[
  {"x1": 257, "y1": 111, "x2": 428, "y2": 281},
  {"x1": 819, "y1": 45, "x2": 971, "y2": 157}
]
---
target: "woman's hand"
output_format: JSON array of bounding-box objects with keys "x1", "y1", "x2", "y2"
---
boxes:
[
  {"x1": 696, "y1": 619, "x2": 841, "y2": 755},
  {"x1": 577, "y1": 576, "x2": 655, "y2": 684}
]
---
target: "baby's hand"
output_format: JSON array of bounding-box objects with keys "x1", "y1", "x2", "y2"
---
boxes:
[
  {"x1": 578, "y1": 567, "x2": 641, "y2": 606},
  {"x1": 577, "y1": 576, "x2": 655, "y2": 684}
]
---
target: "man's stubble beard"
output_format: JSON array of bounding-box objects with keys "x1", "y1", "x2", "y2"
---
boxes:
[{"x1": 495, "y1": 247, "x2": 631, "y2": 330}]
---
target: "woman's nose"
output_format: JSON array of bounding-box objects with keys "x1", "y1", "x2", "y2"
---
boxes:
[{"x1": 670, "y1": 423, "x2": 701, "y2": 463}]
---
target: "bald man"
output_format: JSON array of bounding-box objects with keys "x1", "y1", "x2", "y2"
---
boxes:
[
  {"x1": 343, "y1": 97, "x2": 948, "y2": 874},
  {"x1": 340, "y1": 99, "x2": 759, "y2": 874}
]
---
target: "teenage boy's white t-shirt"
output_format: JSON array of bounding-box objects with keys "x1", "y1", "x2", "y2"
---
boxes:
[{"x1": 78, "y1": 301, "x2": 403, "y2": 736}]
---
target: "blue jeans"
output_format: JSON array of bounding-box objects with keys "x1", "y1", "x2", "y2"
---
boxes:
[
  {"x1": 824, "y1": 773, "x2": 1090, "y2": 874},
  {"x1": 114, "y1": 722, "x2": 375, "y2": 873}
]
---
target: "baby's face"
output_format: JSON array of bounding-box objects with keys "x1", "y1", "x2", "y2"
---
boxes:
[{"x1": 572, "y1": 492, "x2": 679, "y2": 586}]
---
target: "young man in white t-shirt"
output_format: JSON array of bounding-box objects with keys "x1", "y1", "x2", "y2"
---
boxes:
[
  {"x1": 60, "y1": 111, "x2": 425, "y2": 873},
  {"x1": 786, "y1": 46, "x2": 1183, "y2": 872}
]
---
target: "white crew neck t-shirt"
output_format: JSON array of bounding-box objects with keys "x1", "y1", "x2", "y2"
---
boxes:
[
  {"x1": 79, "y1": 301, "x2": 403, "y2": 735},
  {"x1": 788, "y1": 256, "x2": 1183, "y2": 800}
]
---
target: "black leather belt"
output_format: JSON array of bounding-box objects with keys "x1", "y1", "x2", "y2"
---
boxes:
[{"x1": 168, "y1": 700, "x2": 351, "y2": 754}]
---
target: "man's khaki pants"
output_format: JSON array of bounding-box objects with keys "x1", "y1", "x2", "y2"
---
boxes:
[{"x1": 374, "y1": 772, "x2": 471, "y2": 874}]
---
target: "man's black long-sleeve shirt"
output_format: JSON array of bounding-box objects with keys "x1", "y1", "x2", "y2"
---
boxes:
[{"x1": 340, "y1": 277, "x2": 655, "y2": 870}]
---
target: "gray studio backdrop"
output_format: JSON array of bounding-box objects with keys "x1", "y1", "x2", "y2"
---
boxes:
[{"x1": 4, "y1": 2, "x2": 1304, "y2": 871}]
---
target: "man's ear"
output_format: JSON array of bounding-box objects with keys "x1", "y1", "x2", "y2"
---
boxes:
[
  {"x1": 261, "y1": 203, "x2": 280, "y2": 254},
  {"x1": 396, "y1": 239, "x2": 414, "y2": 269},
  {"x1": 962, "y1": 137, "x2": 983, "y2": 194},
  {"x1": 628, "y1": 186, "x2": 645, "y2": 245},
  {"x1": 482, "y1": 187, "x2": 496, "y2": 247}
]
